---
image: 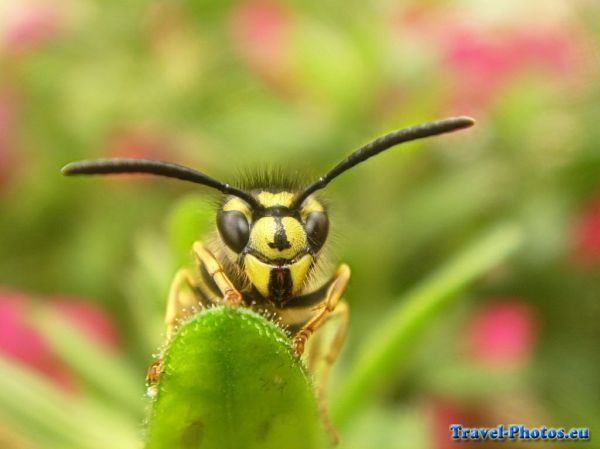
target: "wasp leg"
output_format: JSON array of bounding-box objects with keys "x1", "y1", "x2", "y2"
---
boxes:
[
  {"x1": 147, "y1": 267, "x2": 205, "y2": 389},
  {"x1": 314, "y1": 301, "x2": 348, "y2": 381},
  {"x1": 292, "y1": 265, "x2": 350, "y2": 446},
  {"x1": 307, "y1": 301, "x2": 348, "y2": 445},
  {"x1": 292, "y1": 264, "x2": 350, "y2": 357},
  {"x1": 192, "y1": 241, "x2": 242, "y2": 306},
  {"x1": 149, "y1": 243, "x2": 242, "y2": 390},
  {"x1": 164, "y1": 268, "x2": 204, "y2": 339}
]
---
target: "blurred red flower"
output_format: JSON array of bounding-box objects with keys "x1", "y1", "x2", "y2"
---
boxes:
[
  {"x1": 0, "y1": 290, "x2": 120, "y2": 392},
  {"x1": 400, "y1": 8, "x2": 586, "y2": 113},
  {"x1": 466, "y1": 300, "x2": 539, "y2": 367},
  {"x1": 229, "y1": 1, "x2": 291, "y2": 88},
  {"x1": 429, "y1": 300, "x2": 539, "y2": 448},
  {"x1": 442, "y1": 28, "x2": 582, "y2": 113},
  {"x1": 428, "y1": 397, "x2": 483, "y2": 449},
  {"x1": 2, "y1": 3, "x2": 62, "y2": 54},
  {"x1": 97, "y1": 129, "x2": 177, "y2": 183},
  {"x1": 104, "y1": 129, "x2": 173, "y2": 161},
  {"x1": 49, "y1": 297, "x2": 120, "y2": 350},
  {"x1": 571, "y1": 194, "x2": 600, "y2": 266}
]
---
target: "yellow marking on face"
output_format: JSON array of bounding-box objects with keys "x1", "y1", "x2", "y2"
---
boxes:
[
  {"x1": 222, "y1": 197, "x2": 252, "y2": 222},
  {"x1": 244, "y1": 254, "x2": 271, "y2": 298},
  {"x1": 243, "y1": 253, "x2": 314, "y2": 298},
  {"x1": 289, "y1": 254, "x2": 313, "y2": 295},
  {"x1": 256, "y1": 191, "x2": 295, "y2": 208},
  {"x1": 300, "y1": 197, "x2": 324, "y2": 220},
  {"x1": 249, "y1": 217, "x2": 306, "y2": 259}
]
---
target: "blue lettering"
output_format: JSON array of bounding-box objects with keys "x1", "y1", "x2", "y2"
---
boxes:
[
  {"x1": 449, "y1": 425, "x2": 462, "y2": 440},
  {"x1": 447, "y1": 424, "x2": 587, "y2": 442}
]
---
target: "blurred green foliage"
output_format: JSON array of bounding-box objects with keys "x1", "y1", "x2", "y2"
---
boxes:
[{"x1": 1, "y1": 0, "x2": 600, "y2": 448}]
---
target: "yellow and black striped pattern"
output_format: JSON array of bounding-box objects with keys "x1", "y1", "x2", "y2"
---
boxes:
[{"x1": 221, "y1": 191, "x2": 325, "y2": 301}]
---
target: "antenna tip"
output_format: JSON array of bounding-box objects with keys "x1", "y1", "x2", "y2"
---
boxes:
[
  {"x1": 61, "y1": 162, "x2": 77, "y2": 176},
  {"x1": 456, "y1": 116, "x2": 476, "y2": 128}
]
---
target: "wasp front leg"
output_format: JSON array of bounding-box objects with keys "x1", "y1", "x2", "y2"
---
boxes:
[
  {"x1": 164, "y1": 268, "x2": 203, "y2": 338},
  {"x1": 307, "y1": 300, "x2": 349, "y2": 445},
  {"x1": 285, "y1": 264, "x2": 350, "y2": 444},
  {"x1": 147, "y1": 267, "x2": 202, "y2": 390},
  {"x1": 147, "y1": 242, "x2": 243, "y2": 389},
  {"x1": 163, "y1": 241, "x2": 243, "y2": 339},
  {"x1": 192, "y1": 241, "x2": 242, "y2": 306},
  {"x1": 292, "y1": 264, "x2": 350, "y2": 356}
]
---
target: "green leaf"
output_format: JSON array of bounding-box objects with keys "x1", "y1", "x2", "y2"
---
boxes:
[
  {"x1": 332, "y1": 223, "x2": 523, "y2": 426},
  {"x1": 145, "y1": 307, "x2": 327, "y2": 449}
]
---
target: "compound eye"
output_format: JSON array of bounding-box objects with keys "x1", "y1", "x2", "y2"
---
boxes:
[
  {"x1": 304, "y1": 211, "x2": 329, "y2": 252},
  {"x1": 217, "y1": 210, "x2": 250, "y2": 253}
]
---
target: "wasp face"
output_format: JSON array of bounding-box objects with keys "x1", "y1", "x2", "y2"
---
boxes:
[{"x1": 217, "y1": 191, "x2": 328, "y2": 302}]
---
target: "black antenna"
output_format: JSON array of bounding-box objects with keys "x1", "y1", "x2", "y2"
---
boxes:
[
  {"x1": 61, "y1": 159, "x2": 261, "y2": 209},
  {"x1": 292, "y1": 116, "x2": 475, "y2": 208}
]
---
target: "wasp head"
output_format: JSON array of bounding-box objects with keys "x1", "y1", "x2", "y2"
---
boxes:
[{"x1": 217, "y1": 190, "x2": 328, "y2": 302}]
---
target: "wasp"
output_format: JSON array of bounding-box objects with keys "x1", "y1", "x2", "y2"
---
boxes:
[{"x1": 62, "y1": 116, "x2": 474, "y2": 436}]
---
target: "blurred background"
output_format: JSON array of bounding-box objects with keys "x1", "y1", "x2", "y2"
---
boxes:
[{"x1": 0, "y1": 0, "x2": 599, "y2": 448}]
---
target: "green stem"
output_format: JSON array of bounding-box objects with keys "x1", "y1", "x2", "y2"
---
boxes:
[{"x1": 332, "y1": 223, "x2": 523, "y2": 426}]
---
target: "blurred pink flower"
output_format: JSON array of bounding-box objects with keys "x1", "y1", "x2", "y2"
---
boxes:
[
  {"x1": 96, "y1": 129, "x2": 178, "y2": 184},
  {"x1": 104, "y1": 129, "x2": 172, "y2": 160},
  {"x1": 48, "y1": 298, "x2": 120, "y2": 351},
  {"x1": 3, "y1": 4, "x2": 62, "y2": 54},
  {"x1": 428, "y1": 397, "x2": 482, "y2": 449},
  {"x1": 229, "y1": 1, "x2": 291, "y2": 89},
  {"x1": 399, "y1": 8, "x2": 586, "y2": 113},
  {"x1": 0, "y1": 290, "x2": 120, "y2": 392},
  {"x1": 466, "y1": 300, "x2": 539, "y2": 367},
  {"x1": 442, "y1": 28, "x2": 582, "y2": 113},
  {"x1": 0, "y1": 291, "x2": 73, "y2": 391},
  {"x1": 571, "y1": 194, "x2": 600, "y2": 266}
]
